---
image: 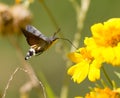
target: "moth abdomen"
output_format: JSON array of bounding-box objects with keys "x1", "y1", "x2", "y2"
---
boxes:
[{"x1": 25, "y1": 48, "x2": 35, "y2": 60}]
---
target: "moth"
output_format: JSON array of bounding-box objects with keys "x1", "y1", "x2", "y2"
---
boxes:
[{"x1": 21, "y1": 25, "x2": 59, "y2": 60}]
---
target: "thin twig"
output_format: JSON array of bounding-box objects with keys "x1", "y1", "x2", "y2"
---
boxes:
[{"x1": 2, "y1": 67, "x2": 20, "y2": 98}]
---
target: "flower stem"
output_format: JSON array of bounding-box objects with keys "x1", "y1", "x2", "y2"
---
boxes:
[
  {"x1": 2, "y1": 67, "x2": 20, "y2": 98},
  {"x1": 38, "y1": 0, "x2": 58, "y2": 29},
  {"x1": 102, "y1": 66, "x2": 113, "y2": 87},
  {"x1": 38, "y1": 0, "x2": 65, "y2": 42}
]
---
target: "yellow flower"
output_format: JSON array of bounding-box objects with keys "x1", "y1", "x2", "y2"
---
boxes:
[
  {"x1": 67, "y1": 18, "x2": 120, "y2": 83},
  {"x1": 84, "y1": 87, "x2": 120, "y2": 98},
  {"x1": 85, "y1": 18, "x2": 120, "y2": 66},
  {"x1": 67, "y1": 48, "x2": 102, "y2": 84}
]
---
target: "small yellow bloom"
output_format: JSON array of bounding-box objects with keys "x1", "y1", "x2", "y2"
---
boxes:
[
  {"x1": 85, "y1": 87, "x2": 120, "y2": 98},
  {"x1": 67, "y1": 48, "x2": 102, "y2": 84}
]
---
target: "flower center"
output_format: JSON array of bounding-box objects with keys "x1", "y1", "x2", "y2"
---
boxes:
[
  {"x1": 80, "y1": 48, "x2": 93, "y2": 62},
  {"x1": 107, "y1": 36, "x2": 120, "y2": 47}
]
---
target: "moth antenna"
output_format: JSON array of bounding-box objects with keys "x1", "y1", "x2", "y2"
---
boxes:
[
  {"x1": 53, "y1": 28, "x2": 77, "y2": 49},
  {"x1": 58, "y1": 38, "x2": 77, "y2": 49},
  {"x1": 53, "y1": 28, "x2": 61, "y2": 37}
]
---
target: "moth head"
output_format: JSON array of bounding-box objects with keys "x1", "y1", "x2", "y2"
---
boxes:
[{"x1": 48, "y1": 28, "x2": 60, "y2": 43}]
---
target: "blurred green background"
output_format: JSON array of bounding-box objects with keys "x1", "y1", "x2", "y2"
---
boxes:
[{"x1": 0, "y1": 0, "x2": 120, "y2": 98}]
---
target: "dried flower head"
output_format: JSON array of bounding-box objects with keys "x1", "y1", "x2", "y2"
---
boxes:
[
  {"x1": 0, "y1": 3, "x2": 13, "y2": 35},
  {"x1": 0, "y1": 3, "x2": 32, "y2": 36},
  {"x1": 11, "y1": 4, "x2": 32, "y2": 34}
]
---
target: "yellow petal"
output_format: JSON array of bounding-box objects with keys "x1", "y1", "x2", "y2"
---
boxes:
[
  {"x1": 67, "y1": 60, "x2": 89, "y2": 84},
  {"x1": 88, "y1": 64, "x2": 100, "y2": 82},
  {"x1": 68, "y1": 52, "x2": 82, "y2": 63},
  {"x1": 75, "y1": 97, "x2": 83, "y2": 98},
  {"x1": 91, "y1": 23, "x2": 104, "y2": 38}
]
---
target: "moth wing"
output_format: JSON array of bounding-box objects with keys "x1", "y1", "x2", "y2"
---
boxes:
[
  {"x1": 26, "y1": 25, "x2": 48, "y2": 40},
  {"x1": 21, "y1": 26, "x2": 47, "y2": 46}
]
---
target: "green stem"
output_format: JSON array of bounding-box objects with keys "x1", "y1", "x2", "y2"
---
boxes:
[
  {"x1": 39, "y1": 0, "x2": 58, "y2": 29},
  {"x1": 102, "y1": 66, "x2": 113, "y2": 87},
  {"x1": 37, "y1": 71, "x2": 56, "y2": 98},
  {"x1": 38, "y1": 0, "x2": 65, "y2": 41}
]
